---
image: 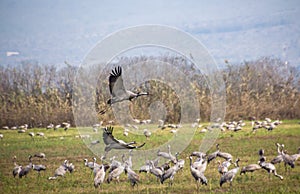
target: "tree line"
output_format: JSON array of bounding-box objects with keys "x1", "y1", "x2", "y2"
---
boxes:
[{"x1": 0, "y1": 56, "x2": 299, "y2": 127}]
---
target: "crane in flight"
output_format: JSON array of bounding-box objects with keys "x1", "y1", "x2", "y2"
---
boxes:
[
  {"x1": 99, "y1": 66, "x2": 149, "y2": 114},
  {"x1": 102, "y1": 126, "x2": 145, "y2": 158}
]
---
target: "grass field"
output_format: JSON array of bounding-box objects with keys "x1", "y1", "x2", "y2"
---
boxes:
[{"x1": 0, "y1": 120, "x2": 300, "y2": 194}]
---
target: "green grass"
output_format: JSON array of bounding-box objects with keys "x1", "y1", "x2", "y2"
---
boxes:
[{"x1": 0, "y1": 120, "x2": 300, "y2": 193}]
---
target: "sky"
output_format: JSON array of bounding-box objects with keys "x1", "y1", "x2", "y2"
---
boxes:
[{"x1": 0, "y1": 0, "x2": 299, "y2": 66}]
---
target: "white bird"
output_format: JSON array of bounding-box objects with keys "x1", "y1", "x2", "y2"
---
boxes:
[{"x1": 99, "y1": 66, "x2": 149, "y2": 114}]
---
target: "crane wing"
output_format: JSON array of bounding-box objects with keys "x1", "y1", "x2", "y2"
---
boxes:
[
  {"x1": 102, "y1": 126, "x2": 146, "y2": 150},
  {"x1": 102, "y1": 126, "x2": 119, "y2": 145},
  {"x1": 109, "y1": 66, "x2": 126, "y2": 97}
]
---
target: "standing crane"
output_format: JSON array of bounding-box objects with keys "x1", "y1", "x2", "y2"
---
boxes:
[
  {"x1": 280, "y1": 144, "x2": 295, "y2": 171},
  {"x1": 240, "y1": 164, "x2": 261, "y2": 179},
  {"x1": 220, "y1": 158, "x2": 240, "y2": 187},
  {"x1": 12, "y1": 156, "x2": 22, "y2": 178},
  {"x1": 125, "y1": 163, "x2": 139, "y2": 187},
  {"x1": 19, "y1": 155, "x2": 33, "y2": 178},
  {"x1": 189, "y1": 156, "x2": 207, "y2": 190},
  {"x1": 258, "y1": 156, "x2": 283, "y2": 180},
  {"x1": 107, "y1": 162, "x2": 125, "y2": 183},
  {"x1": 94, "y1": 164, "x2": 109, "y2": 188},
  {"x1": 160, "y1": 162, "x2": 181, "y2": 185},
  {"x1": 99, "y1": 66, "x2": 149, "y2": 114},
  {"x1": 271, "y1": 143, "x2": 283, "y2": 165}
]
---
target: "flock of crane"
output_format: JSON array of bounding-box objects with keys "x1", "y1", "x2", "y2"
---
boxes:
[{"x1": 10, "y1": 136, "x2": 300, "y2": 190}]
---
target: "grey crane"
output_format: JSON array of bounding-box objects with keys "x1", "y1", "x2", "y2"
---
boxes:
[
  {"x1": 19, "y1": 155, "x2": 33, "y2": 178},
  {"x1": 271, "y1": 143, "x2": 283, "y2": 165},
  {"x1": 258, "y1": 156, "x2": 283, "y2": 180},
  {"x1": 91, "y1": 157, "x2": 102, "y2": 175},
  {"x1": 94, "y1": 164, "x2": 109, "y2": 188},
  {"x1": 99, "y1": 66, "x2": 149, "y2": 114},
  {"x1": 149, "y1": 160, "x2": 164, "y2": 181},
  {"x1": 107, "y1": 162, "x2": 125, "y2": 183},
  {"x1": 32, "y1": 164, "x2": 46, "y2": 174},
  {"x1": 108, "y1": 156, "x2": 122, "y2": 173},
  {"x1": 280, "y1": 144, "x2": 295, "y2": 171},
  {"x1": 139, "y1": 160, "x2": 151, "y2": 174},
  {"x1": 84, "y1": 158, "x2": 95, "y2": 169},
  {"x1": 207, "y1": 144, "x2": 220, "y2": 164},
  {"x1": 220, "y1": 158, "x2": 240, "y2": 187},
  {"x1": 125, "y1": 163, "x2": 139, "y2": 187},
  {"x1": 189, "y1": 156, "x2": 207, "y2": 190},
  {"x1": 12, "y1": 156, "x2": 22, "y2": 178},
  {"x1": 48, "y1": 160, "x2": 69, "y2": 180},
  {"x1": 240, "y1": 164, "x2": 261, "y2": 179},
  {"x1": 143, "y1": 129, "x2": 151, "y2": 140},
  {"x1": 33, "y1": 152, "x2": 46, "y2": 160},
  {"x1": 102, "y1": 126, "x2": 145, "y2": 158},
  {"x1": 67, "y1": 162, "x2": 75, "y2": 173},
  {"x1": 157, "y1": 145, "x2": 177, "y2": 164},
  {"x1": 122, "y1": 151, "x2": 133, "y2": 172},
  {"x1": 13, "y1": 165, "x2": 22, "y2": 178},
  {"x1": 157, "y1": 149, "x2": 171, "y2": 159},
  {"x1": 192, "y1": 156, "x2": 207, "y2": 173},
  {"x1": 160, "y1": 162, "x2": 181, "y2": 185},
  {"x1": 217, "y1": 160, "x2": 229, "y2": 175},
  {"x1": 175, "y1": 154, "x2": 185, "y2": 170}
]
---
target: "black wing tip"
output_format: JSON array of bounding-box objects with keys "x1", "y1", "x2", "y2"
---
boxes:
[
  {"x1": 104, "y1": 126, "x2": 114, "y2": 134},
  {"x1": 110, "y1": 66, "x2": 122, "y2": 77},
  {"x1": 138, "y1": 142, "x2": 146, "y2": 148}
]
